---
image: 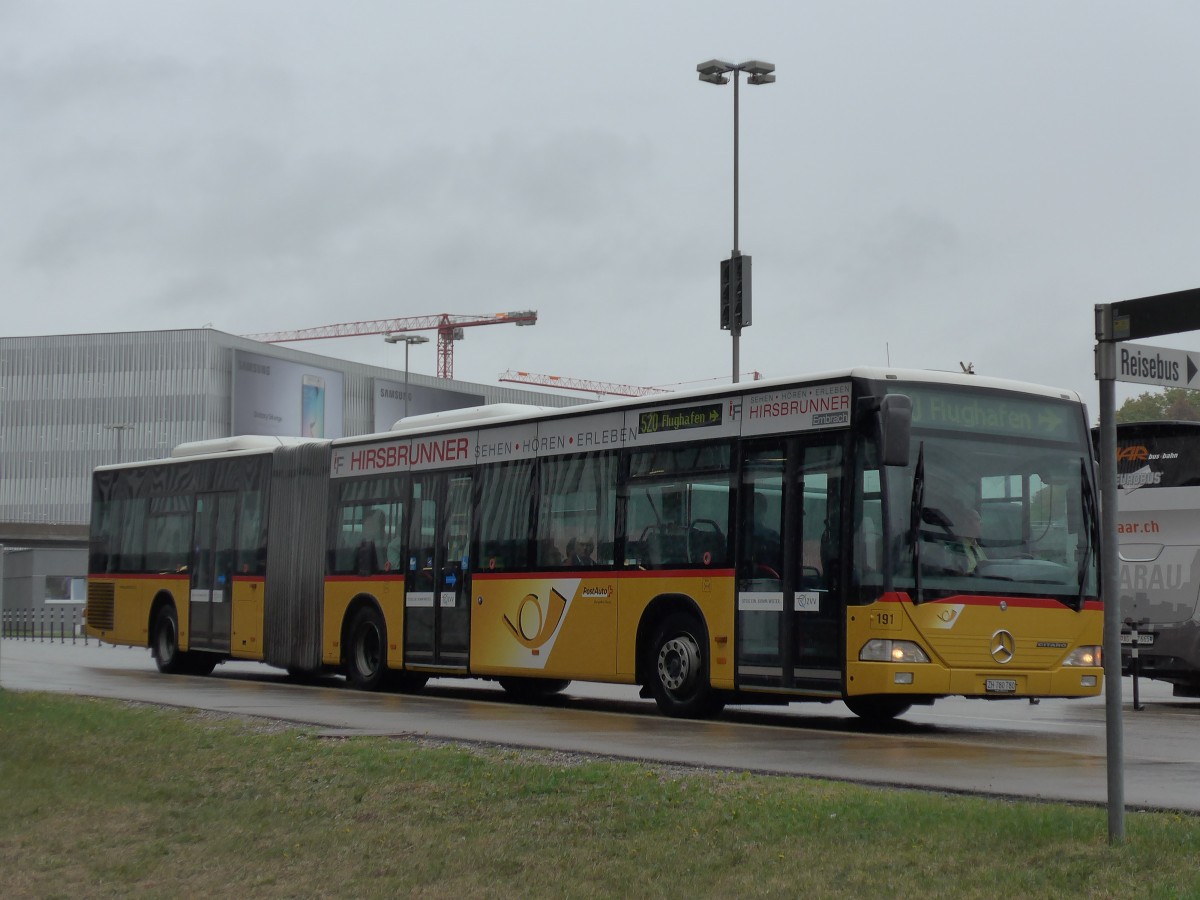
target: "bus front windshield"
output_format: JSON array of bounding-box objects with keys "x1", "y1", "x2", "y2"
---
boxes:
[{"x1": 874, "y1": 388, "x2": 1098, "y2": 607}]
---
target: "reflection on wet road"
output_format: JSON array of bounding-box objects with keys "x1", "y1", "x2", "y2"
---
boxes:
[{"x1": 3, "y1": 639, "x2": 1198, "y2": 811}]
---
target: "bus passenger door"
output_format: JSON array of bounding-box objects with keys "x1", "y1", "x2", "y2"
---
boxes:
[
  {"x1": 737, "y1": 438, "x2": 843, "y2": 694},
  {"x1": 404, "y1": 471, "x2": 472, "y2": 670},
  {"x1": 189, "y1": 491, "x2": 237, "y2": 652}
]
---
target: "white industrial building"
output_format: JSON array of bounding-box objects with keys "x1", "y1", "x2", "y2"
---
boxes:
[{"x1": 0, "y1": 328, "x2": 577, "y2": 618}]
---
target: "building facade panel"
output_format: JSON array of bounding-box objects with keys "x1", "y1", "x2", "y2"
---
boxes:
[{"x1": 0, "y1": 329, "x2": 577, "y2": 531}]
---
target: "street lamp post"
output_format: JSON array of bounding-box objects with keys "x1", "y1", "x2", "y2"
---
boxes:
[
  {"x1": 697, "y1": 58, "x2": 775, "y2": 384},
  {"x1": 103, "y1": 423, "x2": 134, "y2": 464},
  {"x1": 384, "y1": 334, "x2": 430, "y2": 421}
]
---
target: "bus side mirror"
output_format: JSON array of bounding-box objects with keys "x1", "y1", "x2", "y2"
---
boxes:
[{"x1": 880, "y1": 395, "x2": 912, "y2": 468}]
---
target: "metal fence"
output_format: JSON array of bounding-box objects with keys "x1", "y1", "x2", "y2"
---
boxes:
[{"x1": 0, "y1": 604, "x2": 89, "y2": 643}]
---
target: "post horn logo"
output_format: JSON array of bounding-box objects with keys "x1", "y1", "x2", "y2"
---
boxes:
[{"x1": 503, "y1": 589, "x2": 568, "y2": 652}]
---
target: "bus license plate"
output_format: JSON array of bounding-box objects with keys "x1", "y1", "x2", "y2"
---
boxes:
[
  {"x1": 1120, "y1": 633, "x2": 1155, "y2": 645},
  {"x1": 985, "y1": 679, "x2": 1017, "y2": 694}
]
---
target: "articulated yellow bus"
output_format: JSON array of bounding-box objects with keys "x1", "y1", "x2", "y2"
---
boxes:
[{"x1": 86, "y1": 367, "x2": 1102, "y2": 720}]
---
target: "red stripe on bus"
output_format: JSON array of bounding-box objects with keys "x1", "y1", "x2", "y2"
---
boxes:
[
  {"x1": 325, "y1": 574, "x2": 407, "y2": 583},
  {"x1": 473, "y1": 568, "x2": 736, "y2": 582},
  {"x1": 87, "y1": 573, "x2": 190, "y2": 581},
  {"x1": 878, "y1": 591, "x2": 1102, "y2": 610},
  {"x1": 86, "y1": 573, "x2": 265, "y2": 583}
]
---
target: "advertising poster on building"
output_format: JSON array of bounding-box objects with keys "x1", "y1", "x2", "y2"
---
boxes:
[
  {"x1": 233, "y1": 350, "x2": 345, "y2": 439},
  {"x1": 372, "y1": 378, "x2": 485, "y2": 431}
]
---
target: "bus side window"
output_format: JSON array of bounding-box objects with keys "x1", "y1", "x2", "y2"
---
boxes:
[
  {"x1": 331, "y1": 475, "x2": 406, "y2": 575},
  {"x1": 799, "y1": 444, "x2": 842, "y2": 593},
  {"x1": 855, "y1": 463, "x2": 883, "y2": 586},
  {"x1": 235, "y1": 491, "x2": 267, "y2": 576},
  {"x1": 857, "y1": 503, "x2": 883, "y2": 580},
  {"x1": 89, "y1": 496, "x2": 117, "y2": 574},
  {"x1": 478, "y1": 460, "x2": 533, "y2": 570},
  {"x1": 626, "y1": 444, "x2": 732, "y2": 571},
  {"x1": 536, "y1": 453, "x2": 616, "y2": 569},
  {"x1": 117, "y1": 497, "x2": 148, "y2": 574}
]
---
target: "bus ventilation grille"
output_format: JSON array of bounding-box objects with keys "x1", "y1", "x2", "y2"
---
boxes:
[{"x1": 86, "y1": 582, "x2": 115, "y2": 631}]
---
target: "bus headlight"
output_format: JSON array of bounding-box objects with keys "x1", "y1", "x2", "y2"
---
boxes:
[
  {"x1": 859, "y1": 639, "x2": 930, "y2": 663},
  {"x1": 1064, "y1": 646, "x2": 1101, "y2": 667}
]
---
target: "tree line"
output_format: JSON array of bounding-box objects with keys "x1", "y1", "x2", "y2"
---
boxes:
[{"x1": 1117, "y1": 388, "x2": 1200, "y2": 423}]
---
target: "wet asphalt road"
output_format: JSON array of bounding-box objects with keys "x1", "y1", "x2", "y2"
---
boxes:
[{"x1": 3, "y1": 638, "x2": 1198, "y2": 812}]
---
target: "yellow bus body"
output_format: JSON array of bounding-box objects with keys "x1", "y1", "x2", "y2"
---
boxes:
[
  {"x1": 466, "y1": 570, "x2": 737, "y2": 688},
  {"x1": 321, "y1": 575, "x2": 407, "y2": 668},
  {"x1": 86, "y1": 574, "x2": 269, "y2": 661},
  {"x1": 311, "y1": 575, "x2": 1100, "y2": 700},
  {"x1": 845, "y1": 593, "x2": 1103, "y2": 698}
]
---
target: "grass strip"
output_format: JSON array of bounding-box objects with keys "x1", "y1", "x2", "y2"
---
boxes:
[{"x1": 0, "y1": 690, "x2": 1197, "y2": 898}]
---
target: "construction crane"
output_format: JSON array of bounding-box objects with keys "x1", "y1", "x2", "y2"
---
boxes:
[
  {"x1": 498, "y1": 369, "x2": 764, "y2": 398},
  {"x1": 243, "y1": 311, "x2": 537, "y2": 380},
  {"x1": 499, "y1": 370, "x2": 671, "y2": 398}
]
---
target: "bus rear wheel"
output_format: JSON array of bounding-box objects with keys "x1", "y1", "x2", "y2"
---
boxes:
[
  {"x1": 646, "y1": 613, "x2": 724, "y2": 719},
  {"x1": 152, "y1": 605, "x2": 188, "y2": 674},
  {"x1": 151, "y1": 606, "x2": 217, "y2": 676},
  {"x1": 345, "y1": 606, "x2": 389, "y2": 692},
  {"x1": 844, "y1": 695, "x2": 913, "y2": 722}
]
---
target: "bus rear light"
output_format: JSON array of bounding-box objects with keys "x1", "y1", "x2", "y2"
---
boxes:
[
  {"x1": 1064, "y1": 646, "x2": 1101, "y2": 667},
  {"x1": 859, "y1": 639, "x2": 930, "y2": 664}
]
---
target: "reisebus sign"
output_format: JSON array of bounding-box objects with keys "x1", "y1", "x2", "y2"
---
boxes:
[{"x1": 1114, "y1": 341, "x2": 1200, "y2": 390}]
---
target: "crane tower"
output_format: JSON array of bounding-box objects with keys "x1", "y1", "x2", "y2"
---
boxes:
[{"x1": 243, "y1": 311, "x2": 537, "y2": 380}]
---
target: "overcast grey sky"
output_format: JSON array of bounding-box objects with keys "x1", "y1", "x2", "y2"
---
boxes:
[{"x1": 4, "y1": 1, "x2": 1198, "y2": 413}]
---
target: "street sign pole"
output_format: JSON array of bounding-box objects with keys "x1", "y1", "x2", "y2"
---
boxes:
[
  {"x1": 1093, "y1": 324, "x2": 1123, "y2": 844},
  {"x1": 0, "y1": 544, "x2": 5, "y2": 674},
  {"x1": 1095, "y1": 286, "x2": 1200, "y2": 845}
]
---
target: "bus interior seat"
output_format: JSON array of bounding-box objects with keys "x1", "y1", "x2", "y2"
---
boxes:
[
  {"x1": 354, "y1": 541, "x2": 380, "y2": 577},
  {"x1": 981, "y1": 503, "x2": 1023, "y2": 559},
  {"x1": 689, "y1": 527, "x2": 726, "y2": 565},
  {"x1": 482, "y1": 539, "x2": 522, "y2": 570},
  {"x1": 647, "y1": 526, "x2": 688, "y2": 567},
  {"x1": 799, "y1": 564, "x2": 823, "y2": 589}
]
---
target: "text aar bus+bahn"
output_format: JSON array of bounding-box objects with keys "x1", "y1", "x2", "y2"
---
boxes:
[{"x1": 1111, "y1": 420, "x2": 1200, "y2": 697}]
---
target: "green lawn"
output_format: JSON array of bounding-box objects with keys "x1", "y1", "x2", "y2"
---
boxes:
[{"x1": 1, "y1": 690, "x2": 1196, "y2": 898}]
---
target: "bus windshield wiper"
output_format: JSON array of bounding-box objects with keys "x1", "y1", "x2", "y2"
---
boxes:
[
  {"x1": 1076, "y1": 456, "x2": 1096, "y2": 609},
  {"x1": 908, "y1": 443, "x2": 925, "y2": 604}
]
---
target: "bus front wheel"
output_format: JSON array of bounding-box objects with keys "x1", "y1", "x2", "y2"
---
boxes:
[
  {"x1": 646, "y1": 613, "x2": 724, "y2": 719},
  {"x1": 345, "y1": 606, "x2": 389, "y2": 692}
]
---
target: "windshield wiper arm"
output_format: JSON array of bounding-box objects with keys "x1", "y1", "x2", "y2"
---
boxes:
[
  {"x1": 908, "y1": 442, "x2": 925, "y2": 604},
  {"x1": 1076, "y1": 456, "x2": 1096, "y2": 609}
]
